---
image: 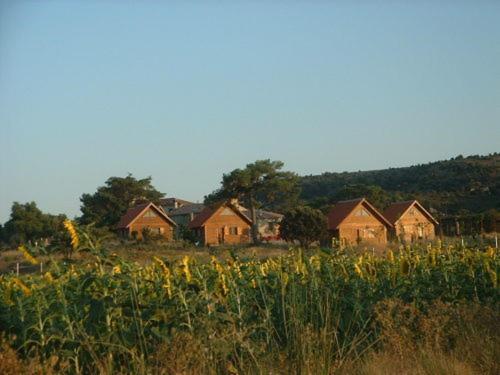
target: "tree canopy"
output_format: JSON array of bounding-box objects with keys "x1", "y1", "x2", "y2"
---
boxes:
[
  {"x1": 279, "y1": 206, "x2": 328, "y2": 248},
  {"x1": 205, "y1": 160, "x2": 300, "y2": 242},
  {"x1": 79, "y1": 174, "x2": 164, "y2": 228},
  {"x1": 300, "y1": 153, "x2": 499, "y2": 216},
  {"x1": 1, "y1": 202, "x2": 66, "y2": 246},
  {"x1": 205, "y1": 160, "x2": 300, "y2": 211}
]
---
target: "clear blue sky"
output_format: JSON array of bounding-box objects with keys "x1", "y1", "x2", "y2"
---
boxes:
[{"x1": 1, "y1": 1, "x2": 499, "y2": 223}]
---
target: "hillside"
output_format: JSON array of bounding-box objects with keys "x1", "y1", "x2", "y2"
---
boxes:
[{"x1": 300, "y1": 153, "x2": 500, "y2": 216}]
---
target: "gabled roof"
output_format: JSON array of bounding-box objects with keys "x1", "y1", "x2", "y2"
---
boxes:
[
  {"x1": 159, "y1": 197, "x2": 194, "y2": 208},
  {"x1": 188, "y1": 201, "x2": 253, "y2": 229},
  {"x1": 327, "y1": 198, "x2": 392, "y2": 230},
  {"x1": 116, "y1": 202, "x2": 177, "y2": 229},
  {"x1": 169, "y1": 203, "x2": 206, "y2": 216},
  {"x1": 384, "y1": 200, "x2": 439, "y2": 225},
  {"x1": 240, "y1": 208, "x2": 284, "y2": 221}
]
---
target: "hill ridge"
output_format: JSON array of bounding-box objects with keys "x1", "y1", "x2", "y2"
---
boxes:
[{"x1": 300, "y1": 153, "x2": 500, "y2": 216}]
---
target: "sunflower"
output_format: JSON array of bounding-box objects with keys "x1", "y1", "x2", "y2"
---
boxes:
[
  {"x1": 12, "y1": 277, "x2": 31, "y2": 296},
  {"x1": 181, "y1": 256, "x2": 192, "y2": 283},
  {"x1": 18, "y1": 245, "x2": 38, "y2": 265},
  {"x1": 63, "y1": 220, "x2": 79, "y2": 250}
]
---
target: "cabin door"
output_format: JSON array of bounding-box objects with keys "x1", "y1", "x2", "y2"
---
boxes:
[
  {"x1": 218, "y1": 227, "x2": 225, "y2": 244},
  {"x1": 417, "y1": 225, "x2": 424, "y2": 239}
]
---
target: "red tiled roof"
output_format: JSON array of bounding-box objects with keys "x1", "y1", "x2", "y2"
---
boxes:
[
  {"x1": 327, "y1": 199, "x2": 362, "y2": 230},
  {"x1": 384, "y1": 200, "x2": 439, "y2": 225},
  {"x1": 116, "y1": 202, "x2": 176, "y2": 229},
  {"x1": 188, "y1": 201, "x2": 252, "y2": 229},
  {"x1": 327, "y1": 198, "x2": 392, "y2": 230},
  {"x1": 383, "y1": 201, "x2": 415, "y2": 225},
  {"x1": 159, "y1": 197, "x2": 194, "y2": 207}
]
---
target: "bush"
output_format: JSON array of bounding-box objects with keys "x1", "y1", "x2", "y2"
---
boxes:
[{"x1": 279, "y1": 206, "x2": 328, "y2": 248}]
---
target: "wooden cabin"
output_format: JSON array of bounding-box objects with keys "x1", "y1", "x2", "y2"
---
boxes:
[
  {"x1": 384, "y1": 200, "x2": 438, "y2": 243},
  {"x1": 327, "y1": 198, "x2": 392, "y2": 247},
  {"x1": 188, "y1": 201, "x2": 252, "y2": 246},
  {"x1": 116, "y1": 202, "x2": 176, "y2": 240}
]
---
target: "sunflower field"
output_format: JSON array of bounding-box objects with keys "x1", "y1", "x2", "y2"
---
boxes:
[{"x1": 0, "y1": 223, "x2": 498, "y2": 374}]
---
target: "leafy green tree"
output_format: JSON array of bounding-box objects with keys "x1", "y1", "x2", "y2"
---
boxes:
[
  {"x1": 177, "y1": 224, "x2": 198, "y2": 243},
  {"x1": 483, "y1": 209, "x2": 499, "y2": 233},
  {"x1": 0, "y1": 224, "x2": 4, "y2": 247},
  {"x1": 205, "y1": 160, "x2": 300, "y2": 243},
  {"x1": 279, "y1": 206, "x2": 327, "y2": 248},
  {"x1": 79, "y1": 174, "x2": 164, "y2": 228},
  {"x1": 2, "y1": 202, "x2": 66, "y2": 246}
]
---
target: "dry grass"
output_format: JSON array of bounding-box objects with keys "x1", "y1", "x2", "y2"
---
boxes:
[
  {"x1": 0, "y1": 243, "x2": 290, "y2": 274},
  {"x1": 0, "y1": 337, "x2": 69, "y2": 375},
  {"x1": 341, "y1": 300, "x2": 500, "y2": 375},
  {"x1": 350, "y1": 350, "x2": 479, "y2": 375}
]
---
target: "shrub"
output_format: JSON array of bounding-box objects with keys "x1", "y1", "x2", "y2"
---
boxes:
[{"x1": 279, "y1": 206, "x2": 328, "y2": 248}]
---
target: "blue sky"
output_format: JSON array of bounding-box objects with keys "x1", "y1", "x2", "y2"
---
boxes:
[{"x1": 1, "y1": 1, "x2": 499, "y2": 222}]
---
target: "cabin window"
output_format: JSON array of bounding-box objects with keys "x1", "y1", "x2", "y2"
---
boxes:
[
  {"x1": 365, "y1": 228, "x2": 376, "y2": 238},
  {"x1": 143, "y1": 210, "x2": 157, "y2": 218},
  {"x1": 417, "y1": 226, "x2": 424, "y2": 238},
  {"x1": 230, "y1": 227, "x2": 238, "y2": 235},
  {"x1": 145, "y1": 226, "x2": 161, "y2": 234},
  {"x1": 355, "y1": 208, "x2": 370, "y2": 217}
]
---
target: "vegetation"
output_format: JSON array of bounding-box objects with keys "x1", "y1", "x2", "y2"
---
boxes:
[
  {"x1": 301, "y1": 153, "x2": 500, "y2": 231},
  {"x1": 205, "y1": 160, "x2": 300, "y2": 242},
  {"x1": 0, "y1": 224, "x2": 498, "y2": 374},
  {"x1": 279, "y1": 206, "x2": 328, "y2": 248},
  {"x1": 0, "y1": 202, "x2": 66, "y2": 247},
  {"x1": 2, "y1": 154, "x2": 498, "y2": 247},
  {"x1": 79, "y1": 174, "x2": 164, "y2": 228}
]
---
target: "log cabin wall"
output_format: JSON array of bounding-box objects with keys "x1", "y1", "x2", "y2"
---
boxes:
[
  {"x1": 128, "y1": 208, "x2": 175, "y2": 240},
  {"x1": 394, "y1": 207, "x2": 435, "y2": 242},
  {"x1": 337, "y1": 205, "x2": 388, "y2": 246},
  {"x1": 202, "y1": 206, "x2": 251, "y2": 246}
]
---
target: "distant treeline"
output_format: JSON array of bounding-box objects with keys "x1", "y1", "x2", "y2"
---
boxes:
[{"x1": 300, "y1": 153, "x2": 500, "y2": 236}]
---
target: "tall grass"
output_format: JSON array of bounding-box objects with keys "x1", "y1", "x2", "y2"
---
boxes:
[{"x1": 0, "y1": 227, "x2": 498, "y2": 374}]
